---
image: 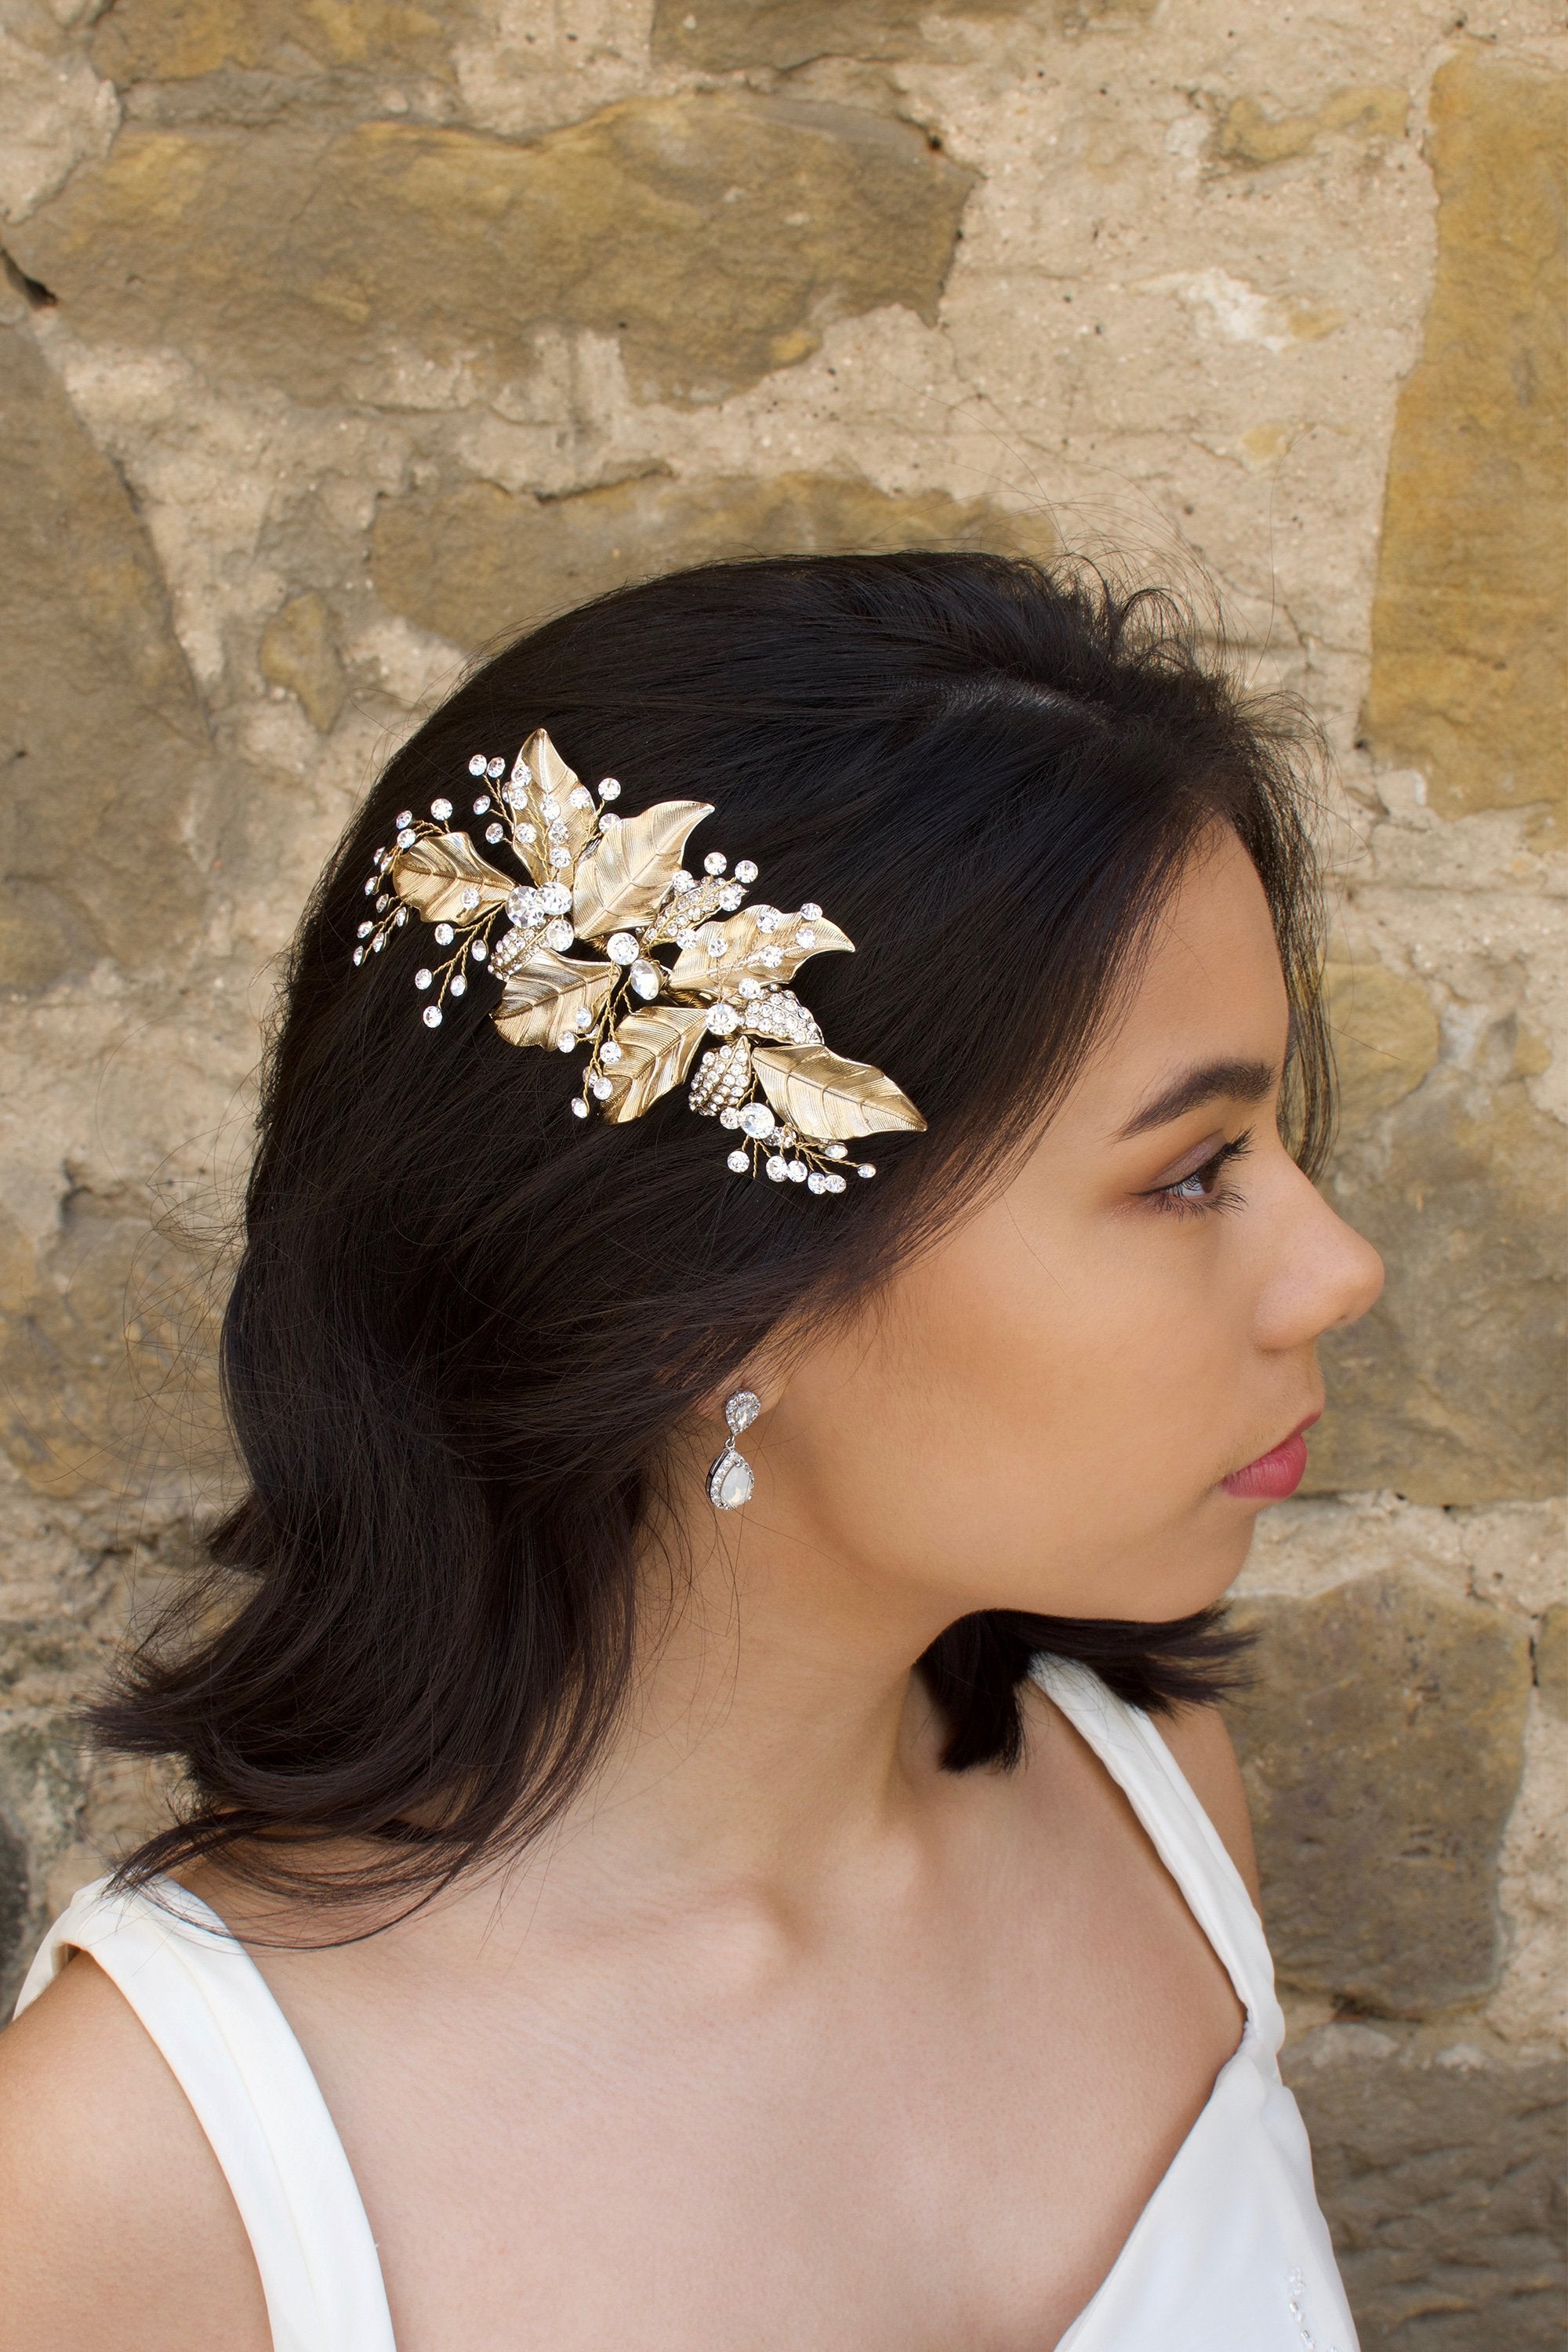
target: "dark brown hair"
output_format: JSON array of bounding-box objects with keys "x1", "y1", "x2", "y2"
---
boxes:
[{"x1": 96, "y1": 552, "x2": 1329, "y2": 1906}]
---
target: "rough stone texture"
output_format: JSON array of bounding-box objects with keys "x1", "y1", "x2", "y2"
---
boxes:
[
  {"x1": 2, "y1": 2, "x2": 1563, "y2": 2339},
  {"x1": 9, "y1": 97, "x2": 974, "y2": 405},
  {"x1": 0, "y1": 325, "x2": 211, "y2": 989},
  {"x1": 1227, "y1": 1572, "x2": 1534, "y2": 2015},
  {"x1": 371, "y1": 468, "x2": 1060, "y2": 648},
  {"x1": 1287, "y1": 2028, "x2": 1567, "y2": 2350},
  {"x1": 1309, "y1": 1072, "x2": 1566, "y2": 1503},
  {"x1": 1363, "y1": 56, "x2": 1566, "y2": 825}
]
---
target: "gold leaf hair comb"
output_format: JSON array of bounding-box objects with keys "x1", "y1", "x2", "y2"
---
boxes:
[{"x1": 354, "y1": 731, "x2": 925, "y2": 1192}]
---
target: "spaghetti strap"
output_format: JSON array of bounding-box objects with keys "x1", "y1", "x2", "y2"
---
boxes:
[
  {"x1": 15, "y1": 1875, "x2": 396, "y2": 2352},
  {"x1": 1030, "y1": 1657, "x2": 1285, "y2": 2061}
]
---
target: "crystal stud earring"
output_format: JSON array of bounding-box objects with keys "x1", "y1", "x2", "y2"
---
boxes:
[{"x1": 708, "y1": 1389, "x2": 760, "y2": 1511}]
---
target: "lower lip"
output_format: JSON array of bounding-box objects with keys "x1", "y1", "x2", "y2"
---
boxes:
[{"x1": 1221, "y1": 1430, "x2": 1309, "y2": 1501}]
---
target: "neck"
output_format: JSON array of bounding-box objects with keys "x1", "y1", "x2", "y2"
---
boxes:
[{"x1": 541, "y1": 1499, "x2": 962, "y2": 1907}]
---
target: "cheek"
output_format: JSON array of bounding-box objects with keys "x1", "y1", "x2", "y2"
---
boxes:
[{"x1": 774, "y1": 1198, "x2": 1244, "y2": 1585}]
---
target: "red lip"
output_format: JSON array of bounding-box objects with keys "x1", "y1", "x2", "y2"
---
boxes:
[{"x1": 1221, "y1": 1412, "x2": 1320, "y2": 1503}]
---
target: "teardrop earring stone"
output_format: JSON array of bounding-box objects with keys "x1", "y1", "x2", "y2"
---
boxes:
[{"x1": 708, "y1": 1448, "x2": 755, "y2": 1511}]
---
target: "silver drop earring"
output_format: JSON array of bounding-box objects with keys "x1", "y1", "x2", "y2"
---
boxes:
[{"x1": 708, "y1": 1390, "x2": 760, "y2": 1511}]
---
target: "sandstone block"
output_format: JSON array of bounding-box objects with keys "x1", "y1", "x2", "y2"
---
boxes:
[
  {"x1": 1322, "y1": 960, "x2": 1439, "y2": 1134},
  {"x1": 652, "y1": 0, "x2": 1035, "y2": 70},
  {"x1": 1226, "y1": 1573, "x2": 1532, "y2": 2014},
  {"x1": 371, "y1": 468, "x2": 1060, "y2": 650},
  {"x1": 1363, "y1": 57, "x2": 1566, "y2": 820},
  {"x1": 91, "y1": 0, "x2": 465, "y2": 86},
  {"x1": 260, "y1": 591, "x2": 346, "y2": 733},
  {"x1": 0, "y1": 328, "x2": 209, "y2": 988},
  {"x1": 0, "y1": 1189, "x2": 219, "y2": 1508},
  {"x1": 11, "y1": 97, "x2": 973, "y2": 406},
  {"x1": 1308, "y1": 1072, "x2": 1566, "y2": 1503},
  {"x1": 1287, "y1": 2034, "x2": 1567, "y2": 2350}
]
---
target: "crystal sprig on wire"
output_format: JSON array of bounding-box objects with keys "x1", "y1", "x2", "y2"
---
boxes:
[{"x1": 353, "y1": 729, "x2": 924, "y2": 1190}]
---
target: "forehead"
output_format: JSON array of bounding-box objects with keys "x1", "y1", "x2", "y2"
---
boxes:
[{"x1": 1076, "y1": 833, "x2": 1289, "y2": 1116}]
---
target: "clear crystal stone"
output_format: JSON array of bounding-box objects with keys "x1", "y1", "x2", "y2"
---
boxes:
[
  {"x1": 540, "y1": 883, "x2": 572, "y2": 914},
  {"x1": 473, "y1": 794, "x2": 491, "y2": 814},
  {"x1": 703, "y1": 851, "x2": 727, "y2": 876},
  {"x1": 557, "y1": 1036, "x2": 575, "y2": 1053},
  {"x1": 741, "y1": 1103, "x2": 774, "y2": 1138},
  {"x1": 676, "y1": 929, "x2": 699, "y2": 951},
  {"x1": 358, "y1": 920, "x2": 373, "y2": 938},
  {"x1": 760, "y1": 948, "x2": 782, "y2": 968},
  {"x1": 590, "y1": 1074, "x2": 613, "y2": 1099},
  {"x1": 719, "y1": 884, "x2": 744, "y2": 912},
  {"x1": 756, "y1": 909, "x2": 779, "y2": 933},
  {"x1": 352, "y1": 946, "x2": 364, "y2": 964},
  {"x1": 541, "y1": 795, "x2": 560, "y2": 819},
  {"x1": 737, "y1": 977, "x2": 762, "y2": 999},
  {"x1": 471, "y1": 940, "x2": 487, "y2": 961},
  {"x1": 735, "y1": 858, "x2": 758, "y2": 884},
  {"x1": 825, "y1": 1142, "x2": 847, "y2": 1159},
  {"x1": 569, "y1": 786, "x2": 594, "y2": 809},
  {"x1": 572, "y1": 1098, "x2": 589, "y2": 1118},
  {"x1": 727, "y1": 1149, "x2": 750, "y2": 1174},
  {"x1": 486, "y1": 757, "x2": 505, "y2": 778},
  {"x1": 365, "y1": 877, "x2": 376, "y2": 894},
  {"x1": 858, "y1": 1163, "x2": 876, "y2": 1178},
  {"x1": 423, "y1": 1005, "x2": 442, "y2": 1027},
  {"x1": 808, "y1": 1172, "x2": 826, "y2": 1194},
  {"x1": 600, "y1": 811, "x2": 620, "y2": 829},
  {"x1": 550, "y1": 846, "x2": 570, "y2": 867},
  {"x1": 395, "y1": 908, "x2": 408, "y2": 925},
  {"x1": 797, "y1": 927, "x2": 816, "y2": 948},
  {"x1": 671, "y1": 869, "x2": 691, "y2": 891},
  {"x1": 372, "y1": 934, "x2": 386, "y2": 951},
  {"x1": 375, "y1": 894, "x2": 390, "y2": 912},
  {"x1": 468, "y1": 756, "x2": 487, "y2": 777},
  {"x1": 601, "y1": 1038, "x2": 622, "y2": 1061},
  {"x1": 726, "y1": 1390, "x2": 761, "y2": 1433},
  {"x1": 430, "y1": 797, "x2": 452, "y2": 819},
  {"x1": 506, "y1": 885, "x2": 539, "y2": 922},
  {"x1": 517, "y1": 819, "x2": 536, "y2": 841},
  {"x1": 511, "y1": 755, "x2": 532, "y2": 786},
  {"x1": 434, "y1": 922, "x2": 454, "y2": 944},
  {"x1": 702, "y1": 925, "x2": 728, "y2": 957},
  {"x1": 415, "y1": 967, "x2": 432, "y2": 989},
  {"x1": 599, "y1": 778, "x2": 621, "y2": 800},
  {"x1": 800, "y1": 901, "x2": 822, "y2": 920},
  {"x1": 706, "y1": 1003, "x2": 739, "y2": 1035},
  {"x1": 787, "y1": 1160, "x2": 808, "y2": 1182},
  {"x1": 607, "y1": 932, "x2": 638, "y2": 965},
  {"x1": 766, "y1": 1156, "x2": 789, "y2": 1181},
  {"x1": 397, "y1": 828, "x2": 416, "y2": 848},
  {"x1": 485, "y1": 823, "x2": 504, "y2": 843},
  {"x1": 450, "y1": 974, "x2": 466, "y2": 996},
  {"x1": 826, "y1": 1173, "x2": 846, "y2": 1192},
  {"x1": 720, "y1": 1106, "x2": 742, "y2": 1130},
  {"x1": 545, "y1": 919, "x2": 573, "y2": 951},
  {"x1": 395, "y1": 808, "x2": 413, "y2": 826},
  {"x1": 459, "y1": 887, "x2": 481, "y2": 911},
  {"x1": 630, "y1": 959, "x2": 660, "y2": 999}
]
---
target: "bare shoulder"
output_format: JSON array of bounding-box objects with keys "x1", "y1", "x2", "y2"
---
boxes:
[
  {"x1": 0, "y1": 1953, "x2": 270, "y2": 2352},
  {"x1": 1154, "y1": 1702, "x2": 1262, "y2": 1907}
]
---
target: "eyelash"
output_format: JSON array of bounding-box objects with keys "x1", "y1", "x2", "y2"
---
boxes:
[{"x1": 1147, "y1": 1131, "x2": 1254, "y2": 1220}]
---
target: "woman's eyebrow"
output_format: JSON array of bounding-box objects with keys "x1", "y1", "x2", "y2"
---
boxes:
[{"x1": 1116, "y1": 1057, "x2": 1279, "y2": 1139}]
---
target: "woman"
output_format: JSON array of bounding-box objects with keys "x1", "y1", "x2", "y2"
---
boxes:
[{"x1": 0, "y1": 554, "x2": 1381, "y2": 2350}]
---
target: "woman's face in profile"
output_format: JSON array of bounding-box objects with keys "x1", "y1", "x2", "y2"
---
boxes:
[{"x1": 739, "y1": 829, "x2": 1385, "y2": 1626}]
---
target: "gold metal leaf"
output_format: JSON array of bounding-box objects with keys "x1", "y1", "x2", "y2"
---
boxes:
[
  {"x1": 599, "y1": 1006, "x2": 711, "y2": 1122},
  {"x1": 511, "y1": 727, "x2": 598, "y2": 886},
  {"x1": 668, "y1": 907, "x2": 853, "y2": 998},
  {"x1": 572, "y1": 800, "x2": 714, "y2": 941},
  {"x1": 493, "y1": 948, "x2": 616, "y2": 1051},
  {"x1": 390, "y1": 831, "x2": 514, "y2": 924},
  {"x1": 752, "y1": 1044, "x2": 926, "y2": 1142}
]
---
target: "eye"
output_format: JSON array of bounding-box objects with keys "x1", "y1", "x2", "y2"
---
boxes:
[{"x1": 1147, "y1": 1131, "x2": 1253, "y2": 1218}]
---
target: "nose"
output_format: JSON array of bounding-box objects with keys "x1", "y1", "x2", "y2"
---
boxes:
[{"x1": 1255, "y1": 1158, "x2": 1385, "y2": 1353}]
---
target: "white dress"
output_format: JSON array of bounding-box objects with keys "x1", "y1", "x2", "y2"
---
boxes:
[{"x1": 15, "y1": 1659, "x2": 1360, "y2": 2351}]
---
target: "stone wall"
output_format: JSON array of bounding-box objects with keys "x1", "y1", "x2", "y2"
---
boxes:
[{"x1": 1, "y1": 2, "x2": 1563, "y2": 2342}]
